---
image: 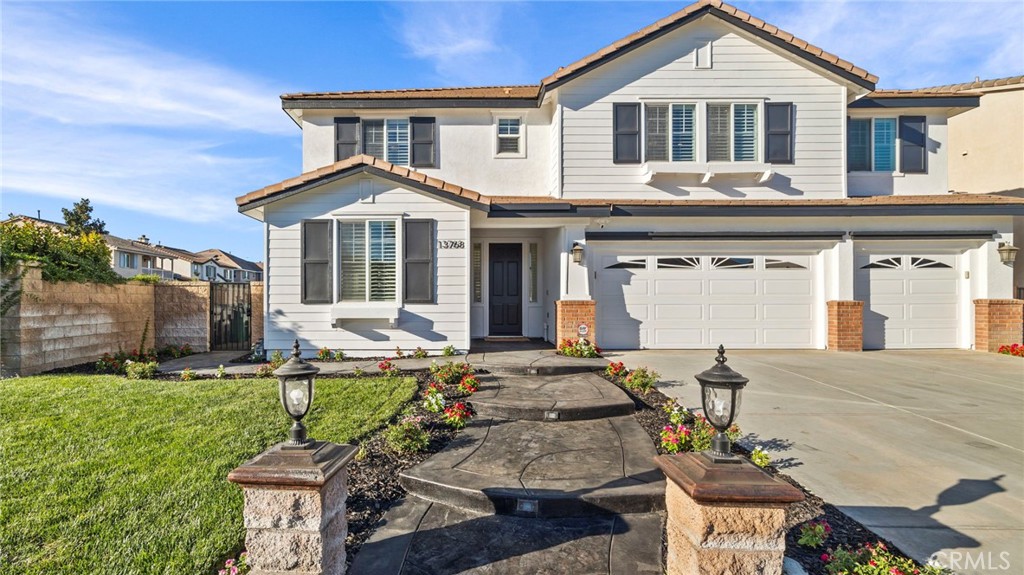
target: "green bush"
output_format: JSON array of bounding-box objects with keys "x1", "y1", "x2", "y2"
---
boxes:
[
  {"x1": 124, "y1": 361, "x2": 158, "y2": 380},
  {"x1": 128, "y1": 274, "x2": 162, "y2": 284},
  {"x1": 623, "y1": 366, "x2": 658, "y2": 393},
  {"x1": 429, "y1": 361, "x2": 473, "y2": 386},
  {"x1": 384, "y1": 416, "x2": 431, "y2": 453},
  {"x1": 0, "y1": 220, "x2": 121, "y2": 284}
]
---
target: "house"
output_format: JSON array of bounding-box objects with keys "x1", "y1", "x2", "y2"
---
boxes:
[
  {"x1": 237, "y1": 0, "x2": 1022, "y2": 355},
  {"x1": 192, "y1": 249, "x2": 264, "y2": 282}
]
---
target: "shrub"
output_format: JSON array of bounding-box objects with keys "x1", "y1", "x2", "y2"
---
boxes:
[
  {"x1": 798, "y1": 519, "x2": 832, "y2": 548},
  {"x1": 663, "y1": 399, "x2": 691, "y2": 426},
  {"x1": 749, "y1": 446, "x2": 771, "y2": 468},
  {"x1": 824, "y1": 542, "x2": 949, "y2": 575},
  {"x1": 624, "y1": 366, "x2": 658, "y2": 393},
  {"x1": 377, "y1": 358, "x2": 400, "y2": 376},
  {"x1": 316, "y1": 347, "x2": 332, "y2": 361},
  {"x1": 384, "y1": 416, "x2": 431, "y2": 453},
  {"x1": 180, "y1": 367, "x2": 197, "y2": 381},
  {"x1": 128, "y1": 274, "x2": 162, "y2": 284},
  {"x1": 269, "y1": 350, "x2": 286, "y2": 369},
  {"x1": 158, "y1": 343, "x2": 194, "y2": 359},
  {"x1": 422, "y1": 386, "x2": 446, "y2": 413},
  {"x1": 0, "y1": 219, "x2": 122, "y2": 284},
  {"x1": 217, "y1": 551, "x2": 250, "y2": 575},
  {"x1": 333, "y1": 349, "x2": 345, "y2": 361},
  {"x1": 353, "y1": 367, "x2": 365, "y2": 377},
  {"x1": 430, "y1": 361, "x2": 473, "y2": 386},
  {"x1": 442, "y1": 345, "x2": 457, "y2": 357},
  {"x1": 660, "y1": 424, "x2": 691, "y2": 453},
  {"x1": 458, "y1": 373, "x2": 480, "y2": 394},
  {"x1": 997, "y1": 343, "x2": 1023, "y2": 357},
  {"x1": 443, "y1": 401, "x2": 472, "y2": 429},
  {"x1": 124, "y1": 361, "x2": 158, "y2": 380},
  {"x1": 659, "y1": 412, "x2": 741, "y2": 454},
  {"x1": 214, "y1": 365, "x2": 226, "y2": 380},
  {"x1": 253, "y1": 363, "x2": 275, "y2": 378},
  {"x1": 394, "y1": 347, "x2": 405, "y2": 359},
  {"x1": 413, "y1": 347, "x2": 428, "y2": 359},
  {"x1": 605, "y1": 361, "x2": 627, "y2": 379},
  {"x1": 557, "y1": 338, "x2": 600, "y2": 358},
  {"x1": 687, "y1": 413, "x2": 740, "y2": 452}
]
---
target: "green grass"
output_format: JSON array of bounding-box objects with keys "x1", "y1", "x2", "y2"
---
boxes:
[{"x1": 0, "y1": 375, "x2": 417, "y2": 575}]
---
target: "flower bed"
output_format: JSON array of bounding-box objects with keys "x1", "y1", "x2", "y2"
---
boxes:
[{"x1": 997, "y1": 343, "x2": 1023, "y2": 357}]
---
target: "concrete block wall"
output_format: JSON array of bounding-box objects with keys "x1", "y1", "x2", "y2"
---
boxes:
[
  {"x1": 250, "y1": 281, "x2": 264, "y2": 345},
  {"x1": 154, "y1": 282, "x2": 211, "y2": 351}
]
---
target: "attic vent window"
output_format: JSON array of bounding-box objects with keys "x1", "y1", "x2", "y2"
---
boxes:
[{"x1": 694, "y1": 40, "x2": 713, "y2": 69}]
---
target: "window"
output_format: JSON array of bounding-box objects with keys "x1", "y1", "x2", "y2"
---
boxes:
[
  {"x1": 642, "y1": 101, "x2": 780, "y2": 164},
  {"x1": 657, "y1": 257, "x2": 700, "y2": 269},
  {"x1": 848, "y1": 117, "x2": 899, "y2": 172},
  {"x1": 861, "y1": 257, "x2": 902, "y2": 269},
  {"x1": 117, "y1": 252, "x2": 137, "y2": 269},
  {"x1": 606, "y1": 258, "x2": 646, "y2": 269},
  {"x1": 496, "y1": 118, "x2": 522, "y2": 156},
  {"x1": 205, "y1": 265, "x2": 215, "y2": 279},
  {"x1": 338, "y1": 220, "x2": 397, "y2": 302},
  {"x1": 335, "y1": 116, "x2": 435, "y2": 167},
  {"x1": 472, "y1": 243, "x2": 482, "y2": 303},
  {"x1": 528, "y1": 243, "x2": 538, "y2": 302},
  {"x1": 707, "y1": 103, "x2": 757, "y2": 162},
  {"x1": 710, "y1": 257, "x2": 754, "y2": 269}
]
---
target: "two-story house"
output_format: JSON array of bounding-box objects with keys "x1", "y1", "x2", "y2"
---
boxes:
[{"x1": 238, "y1": 0, "x2": 1022, "y2": 355}]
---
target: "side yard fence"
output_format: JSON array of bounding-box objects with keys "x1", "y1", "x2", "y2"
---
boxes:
[{"x1": 1, "y1": 263, "x2": 264, "y2": 376}]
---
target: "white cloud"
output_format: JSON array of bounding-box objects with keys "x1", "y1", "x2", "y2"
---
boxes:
[
  {"x1": 392, "y1": 2, "x2": 530, "y2": 86},
  {"x1": 759, "y1": 0, "x2": 1023, "y2": 88},
  {"x1": 1, "y1": 5, "x2": 297, "y2": 224}
]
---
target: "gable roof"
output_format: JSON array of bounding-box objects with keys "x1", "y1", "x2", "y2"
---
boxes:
[
  {"x1": 194, "y1": 249, "x2": 263, "y2": 272},
  {"x1": 281, "y1": 0, "x2": 876, "y2": 111}
]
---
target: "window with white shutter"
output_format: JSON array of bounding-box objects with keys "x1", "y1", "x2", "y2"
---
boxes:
[
  {"x1": 645, "y1": 105, "x2": 669, "y2": 161},
  {"x1": 339, "y1": 220, "x2": 398, "y2": 303},
  {"x1": 707, "y1": 104, "x2": 731, "y2": 162},
  {"x1": 496, "y1": 118, "x2": 522, "y2": 156},
  {"x1": 671, "y1": 104, "x2": 696, "y2": 161},
  {"x1": 733, "y1": 104, "x2": 757, "y2": 161},
  {"x1": 385, "y1": 120, "x2": 410, "y2": 166}
]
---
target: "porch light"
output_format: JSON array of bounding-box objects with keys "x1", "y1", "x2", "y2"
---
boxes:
[
  {"x1": 273, "y1": 340, "x2": 319, "y2": 449},
  {"x1": 571, "y1": 242, "x2": 585, "y2": 264},
  {"x1": 997, "y1": 242, "x2": 1018, "y2": 266},
  {"x1": 694, "y1": 345, "x2": 748, "y2": 463}
]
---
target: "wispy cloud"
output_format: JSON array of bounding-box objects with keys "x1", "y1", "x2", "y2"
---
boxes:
[
  {"x1": 392, "y1": 2, "x2": 530, "y2": 86},
  {"x1": 1, "y1": 4, "x2": 295, "y2": 224},
  {"x1": 757, "y1": 0, "x2": 1023, "y2": 88}
]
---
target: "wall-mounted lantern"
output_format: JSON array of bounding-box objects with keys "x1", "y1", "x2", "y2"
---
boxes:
[
  {"x1": 273, "y1": 340, "x2": 320, "y2": 449},
  {"x1": 571, "y1": 242, "x2": 585, "y2": 264},
  {"x1": 997, "y1": 242, "x2": 1018, "y2": 266}
]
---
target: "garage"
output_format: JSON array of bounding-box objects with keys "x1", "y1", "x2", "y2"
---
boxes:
[
  {"x1": 595, "y1": 253, "x2": 818, "y2": 349},
  {"x1": 854, "y1": 253, "x2": 961, "y2": 349}
]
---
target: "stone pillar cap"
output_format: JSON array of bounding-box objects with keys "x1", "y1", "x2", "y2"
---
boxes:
[
  {"x1": 655, "y1": 453, "x2": 804, "y2": 505},
  {"x1": 228, "y1": 441, "x2": 357, "y2": 488}
]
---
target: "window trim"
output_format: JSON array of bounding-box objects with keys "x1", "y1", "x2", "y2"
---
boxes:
[
  {"x1": 639, "y1": 99, "x2": 765, "y2": 164},
  {"x1": 493, "y1": 115, "x2": 526, "y2": 159},
  {"x1": 332, "y1": 215, "x2": 404, "y2": 305}
]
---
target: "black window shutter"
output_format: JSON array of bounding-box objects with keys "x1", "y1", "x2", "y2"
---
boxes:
[
  {"x1": 613, "y1": 103, "x2": 641, "y2": 164},
  {"x1": 301, "y1": 220, "x2": 332, "y2": 304},
  {"x1": 765, "y1": 103, "x2": 794, "y2": 164},
  {"x1": 404, "y1": 220, "x2": 434, "y2": 303},
  {"x1": 410, "y1": 117, "x2": 436, "y2": 167},
  {"x1": 334, "y1": 117, "x2": 360, "y2": 161},
  {"x1": 899, "y1": 115, "x2": 927, "y2": 173}
]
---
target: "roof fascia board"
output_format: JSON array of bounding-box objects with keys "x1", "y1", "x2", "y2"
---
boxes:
[
  {"x1": 283, "y1": 98, "x2": 538, "y2": 110},
  {"x1": 238, "y1": 165, "x2": 487, "y2": 214},
  {"x1": 586, "y1": 231, "x2": 847, "y2": 241},
  {"x1": 849, "y1": 96, "x2": 980, "y2": 109},
  {"x1": 541, "y1": 6, "x2": 875, "y2": 96},
  {"x1": 851, "y1": 230, "x2": 996, "y2": 240},
  {"x1": 487, "y1": 203, "x2": 1024, "y2": 218}
]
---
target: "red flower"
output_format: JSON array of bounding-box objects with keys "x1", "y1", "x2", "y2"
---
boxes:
[{"x1": 820, "y1": 554, "x2": 830, "y2": 562}]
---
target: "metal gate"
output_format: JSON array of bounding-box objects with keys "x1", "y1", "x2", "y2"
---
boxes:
[{"x1": 210, "y1": 283, "x2": 251, "y2": 351}]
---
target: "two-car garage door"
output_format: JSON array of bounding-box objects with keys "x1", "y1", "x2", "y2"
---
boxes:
[{"x1": 596, "y1": 253, "x2": 817, "y2": 349}]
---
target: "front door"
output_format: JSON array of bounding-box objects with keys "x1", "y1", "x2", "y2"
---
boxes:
[{"x1": 489, "y1": 243, "x2": 522, "y2": 336}]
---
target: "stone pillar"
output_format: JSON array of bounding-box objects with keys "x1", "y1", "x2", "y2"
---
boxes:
[
  {"x1": 228, "y1": 442, "x2": 357, "y2": 575},
  {"x1": 655, "y1": 453, "x2": 803, "y2": 575},
  {"x1": 974, "y1": 299, "x2": 1024, "y2": 352},
  {"x1": 826, "y1": 300, "x2": 863, "y2": 351},
  {"x1": 555, "y1": 300, "x2": 596, "y2": 345}
]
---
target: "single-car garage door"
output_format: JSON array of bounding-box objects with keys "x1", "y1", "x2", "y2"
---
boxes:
[
  {"x1": 855, "y1": 254, "x2": 960, "y2": 349},
  {"x1": 596, "y1": 254, "x2": 817, "y2": 349}
]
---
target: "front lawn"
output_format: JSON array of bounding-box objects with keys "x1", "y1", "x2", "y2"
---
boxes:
[{"x1": 0, "y1": 375, "x2": 417, "y2": 574}]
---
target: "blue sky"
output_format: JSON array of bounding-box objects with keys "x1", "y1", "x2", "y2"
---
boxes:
[{"x1": 2, "y1": 1, "x2": 1021, "y2": 262}]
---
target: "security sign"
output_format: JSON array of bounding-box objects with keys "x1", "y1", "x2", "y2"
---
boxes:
[{"x1": 577, "y1": 323, "x2": 589, "y2": 337}]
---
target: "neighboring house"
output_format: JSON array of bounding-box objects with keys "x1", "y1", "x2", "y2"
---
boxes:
[
  {"x1": 237, "y1": 0, "x2": 1022, "y2": 354},
  {"x1": 193, "y1": 249, "x2": 264, "y2": 282},
  {"x1": 104, "y1": 234, "x2": 180, "y2": 280}
]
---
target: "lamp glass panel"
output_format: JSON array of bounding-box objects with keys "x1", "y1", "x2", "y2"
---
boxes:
[
  {"x1": 284, "y1": 379, "x2": 311, "y2": 417},
  {"x1": 732, "y1": 388, "x2": 742, "y2": 423},
  {"x1": 703, "y1": 385, "x2": 733, "y2": 428}
]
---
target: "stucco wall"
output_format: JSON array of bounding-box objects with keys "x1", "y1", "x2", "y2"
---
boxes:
[{"x1": 949, "y1": 88, "x2": 1024, "y2": 194}]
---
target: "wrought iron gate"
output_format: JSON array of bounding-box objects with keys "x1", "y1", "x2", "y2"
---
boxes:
[{"x1": 210, "y1": 283, "x2": 251, "y2": 351}]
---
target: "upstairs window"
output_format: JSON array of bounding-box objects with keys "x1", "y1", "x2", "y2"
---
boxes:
[
  {"x1": 708, "y1": 103, "x2": 757, "y2": 162},
  {"x1": 645, "y1": 104, "x2": 695, "y2": 162},
  {"x1": 642, "y1": 102, "x2": 764, "y2": 164},
  {"x1": 848, "y1": 117, "x2": 925, "y2": 173},
  {"x1": 118, "y1": 252, "x2": 138, "y2": 269},
  {"x1": 335, "y1": 117, "x2": 435, "y2": 167},
  {"x1": 360, "y1": 119, "x2": 410, "y2": 166},
  {"x1": 496, "y1": 118, "x2": 523, "y2": 156}
]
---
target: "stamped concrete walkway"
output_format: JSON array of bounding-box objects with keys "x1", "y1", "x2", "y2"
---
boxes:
[{"x1": 350, "y1": 368, "x2": 664, "y2": 574}]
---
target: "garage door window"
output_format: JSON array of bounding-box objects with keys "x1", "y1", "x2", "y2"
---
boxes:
[
  {"x1": 606, "y1": 258, "x2": 647, "y2": 269},
  {"x1": 710, "y1": 256, "x2": 754, "y2": 269},
  {"x1": 910, "y1": 257, "x2": 951, "y2": 269},
  {"x1": 861, "y1": 257, "x2": 902, "y2": 269},
  {"x1": 657, "y1": 257, "x2": 701, "y2": 269},
  {"x1": 765, "y1": 258, "x2": 807, "y2": 269}
]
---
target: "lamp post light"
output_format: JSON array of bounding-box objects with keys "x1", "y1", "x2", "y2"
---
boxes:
[
  {"x1": 694, "y1": 345, "x2": 748, "y2": 463},
  {"x1": 273, "y1": 340, "x2": 320, "y2": 449}
]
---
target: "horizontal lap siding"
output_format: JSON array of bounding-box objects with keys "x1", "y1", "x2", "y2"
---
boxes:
[
  {"x1": 264, "y1": 177, "x2": 469, "y2": 354},
  {"x1": 559, "y1": 20, "x2": 844, "y2": 199}
]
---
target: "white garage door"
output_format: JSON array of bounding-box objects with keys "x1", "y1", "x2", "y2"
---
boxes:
[
  {"x1": 855, "y1": 254, "x2": 960, "y2": 349},
  {"x1": 596, "y1": 254, "x2": 816, "y2": 349}
]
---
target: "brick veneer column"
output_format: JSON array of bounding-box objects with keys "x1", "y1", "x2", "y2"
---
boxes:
[
  {"x1": 974, "y1": 299, "x2": 1024, "y2": 352},
  {"x1": 555, "y1": 300, "x2": 596, "y2": 345},
  {"x1": 827, "y1": 300, "x2": 863, "y2": 351}
]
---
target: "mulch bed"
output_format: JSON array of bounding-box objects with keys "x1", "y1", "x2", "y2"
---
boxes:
[{"x1": 609, "y1": 374, "x2": 921, "y2": 575}]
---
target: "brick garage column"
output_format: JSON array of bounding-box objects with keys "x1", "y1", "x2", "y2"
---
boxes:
[
  {"x1": 555, "y1": 300, "x2": 596, "y2": 344},
  {"x1": 827, "y1": 300, "x2": 863, "y2": 351},
  {"x1": 228, "y1": 442, "x2": 357, "y2": 575},
  {"x1": 655, "y1": 454, "x2": 803, "y2": 575},
  {"x1": 974, "y1": 299, "x2": 1024, "y2": 352}
]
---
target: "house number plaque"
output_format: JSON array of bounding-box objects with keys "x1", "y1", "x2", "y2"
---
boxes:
[{"x1": 438, "y1": 240, "x2": 465, "y2": 249}]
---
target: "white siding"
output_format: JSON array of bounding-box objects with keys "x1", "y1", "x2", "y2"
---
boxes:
[
  {"x1": 301, "y1": 107, "x2": 554, "y2": 197},
  {"x1": 847, "y1": 111, "x2": 950, "y2": 196},
  {"x1": 557, "y1": 19, "x2": 847, "y2": 199},
  {"x1": 263, "y1": 176, "x2": 470, "y2": 355}
]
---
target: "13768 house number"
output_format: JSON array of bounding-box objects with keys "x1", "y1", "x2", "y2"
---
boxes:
[{"x1": 438, "y1": 240, "x2": 465, "y2": 249}]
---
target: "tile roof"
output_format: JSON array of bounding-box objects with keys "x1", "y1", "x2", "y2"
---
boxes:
[
  {"x1": 280, "y1": 0, "x2": 876, "y2": 105},
  {"x1": 541, "y1": 0, "x2": 877, "y2": 88},
  {"x1": 102, "y1": 234, "x2": 177, "y2": 258},
  {"x1": 913, "y1": 75, "x2": 1024, "y2": 94},
  {"x1": 282, "y1": 85, "x2": 540, "y2": 101},
  {"x1": 194, "y1": 249, "x2": 263, "y2": 272},
  {"x1": 864, "y1": 89, "x2": 982, "y2": 98}
]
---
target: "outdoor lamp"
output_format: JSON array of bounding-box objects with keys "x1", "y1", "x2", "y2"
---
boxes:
[
  {"x1": 694, "y1": 345, "x2": 748, "y2": 463},
  {"x1": 571, "y1": 242, "x2": 585, "y2": 264},
  {"x1": 273, "y1": 340, "x2": 320, "y2": 449},
  {"x1": 997, "y1": 242, "x2": 1018, "y2": 266}
]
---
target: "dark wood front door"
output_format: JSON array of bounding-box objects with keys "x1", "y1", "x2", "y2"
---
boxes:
[{"x1": 489, "y1": 243, "x2": 522, "y2": 336}]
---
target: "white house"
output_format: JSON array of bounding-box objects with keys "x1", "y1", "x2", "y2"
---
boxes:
[{"x1": 238, "y1": 0, "x2": 1022, "y2": 355}]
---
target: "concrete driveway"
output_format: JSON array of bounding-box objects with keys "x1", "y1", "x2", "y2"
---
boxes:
[{"x1": 605, "y1": 349, "x2": 1023, "y2": 574}]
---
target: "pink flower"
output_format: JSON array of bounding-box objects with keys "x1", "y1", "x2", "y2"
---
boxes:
[
  {"x1": 820, "y1": 554, "x2": 830, "y2": 562},
  {"x1": 230, "y1": 567, "x2": 239, "y2": 575},
  {"x1": 225, "y1": 559, "x2": 235, "y2": 567}
]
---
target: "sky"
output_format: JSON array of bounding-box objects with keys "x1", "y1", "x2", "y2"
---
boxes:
[{"x1": 2, "y1": 1, "x2": 1022, "y2": 262}]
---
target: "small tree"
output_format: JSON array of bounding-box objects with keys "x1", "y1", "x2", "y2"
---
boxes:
[{"x1": 62, "y1": 198, "x2": 107, "y2": 236}]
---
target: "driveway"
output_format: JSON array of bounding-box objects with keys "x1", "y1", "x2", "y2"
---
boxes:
[{"x1": 605, "y1": 349, "x2": 1023, "y2": 574}]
